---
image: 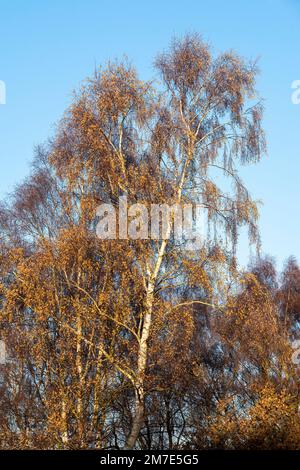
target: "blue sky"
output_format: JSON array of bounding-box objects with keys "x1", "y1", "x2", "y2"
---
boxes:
[{"x1": 0, "y1": 0, "x2": 299, "y2": 269}]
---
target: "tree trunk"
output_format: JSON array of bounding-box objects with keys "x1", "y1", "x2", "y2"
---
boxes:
[
  {"x1": 125, "y1": 281, "x2": 155, "y2": 449},
  {"x1": 125, "y1": 240, "x2": 168, "y2": 449},
  {"x1": 61, "y1": 398, "x2": 69, "y2": 447},
  {"x1": 125, "y1": 146, "x2": 192, "y2": 449}
]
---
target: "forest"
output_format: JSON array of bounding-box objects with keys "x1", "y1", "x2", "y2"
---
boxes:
[{"x1": 0, "y1": 34, "x2": 299, "y2": 450}]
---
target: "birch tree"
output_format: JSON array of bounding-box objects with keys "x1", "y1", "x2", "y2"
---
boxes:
[{"x1": 0, "y1": 34, "x2": 269, "y2": 449}]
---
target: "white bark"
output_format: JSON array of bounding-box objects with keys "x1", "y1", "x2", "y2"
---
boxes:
[{"x1": 125, "y1": 146, "x2": 192, "y2": 449}]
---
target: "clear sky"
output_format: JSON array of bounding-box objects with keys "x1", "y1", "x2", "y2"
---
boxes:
[{"x1": 0, "y1": 0, "x2": 299, "y2": 269}]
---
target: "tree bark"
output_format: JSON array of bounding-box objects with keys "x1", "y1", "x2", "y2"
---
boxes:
[{"x1": 125, "y1": 141, "x2": 192, "y2": 450}]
